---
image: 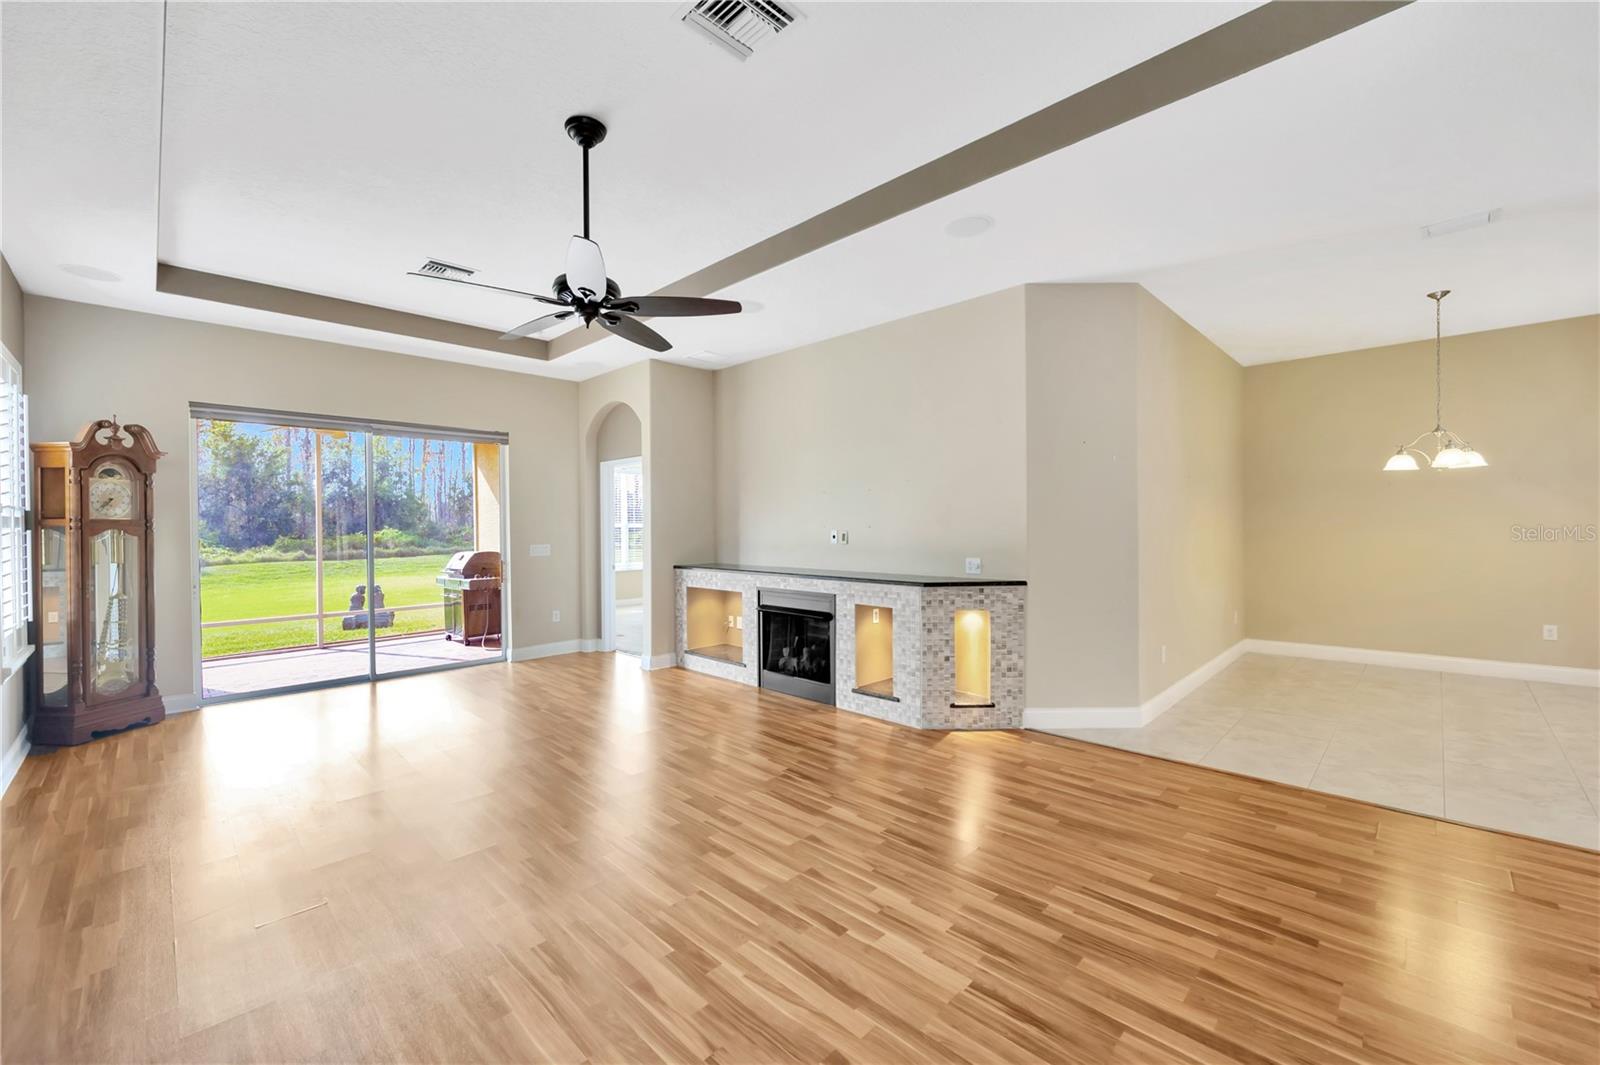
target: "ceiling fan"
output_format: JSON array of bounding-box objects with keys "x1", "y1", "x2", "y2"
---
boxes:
[{"x1": 408, "y1": 114, "x2": 741, "y2": 353}]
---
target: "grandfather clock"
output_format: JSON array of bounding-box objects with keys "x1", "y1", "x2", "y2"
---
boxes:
[{"x1": 30, "y1": 418, "x2": 165, "y2": 746}]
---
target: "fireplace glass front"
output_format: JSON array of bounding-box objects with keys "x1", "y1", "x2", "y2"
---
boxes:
[{"x1": 757, "y1": 589, "x2": 835, "y2": 704}]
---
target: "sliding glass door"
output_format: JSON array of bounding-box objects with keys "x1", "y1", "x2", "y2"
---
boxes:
[{"x1": 195, "y1": 410, "x2": 506, "y2": 700}]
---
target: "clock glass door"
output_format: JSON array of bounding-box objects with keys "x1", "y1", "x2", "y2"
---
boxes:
[{"x1": 88, "y1": 527, "x2": 141, "y2": 698}]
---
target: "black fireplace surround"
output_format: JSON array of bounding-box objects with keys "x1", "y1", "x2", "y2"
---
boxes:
[{"x1": 757, "y1": 588, "x2": 835, "y2": 705}]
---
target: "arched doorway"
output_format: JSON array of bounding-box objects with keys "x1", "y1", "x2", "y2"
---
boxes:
[{"x1": 594, "y1": 403, "x2": 644, "y2": 656}]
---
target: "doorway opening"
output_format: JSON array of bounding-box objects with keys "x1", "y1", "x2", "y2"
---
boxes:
[
  {"x1": 600, "y1": 457, "x2": 644, "y2": 656},
  {"x1": 192, "y1": 407, "x2": 508, "y2": 700}
]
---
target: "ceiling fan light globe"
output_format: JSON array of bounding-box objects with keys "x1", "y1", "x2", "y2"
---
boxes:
[{"x1": 566, "y1": 236, "x2": 608, "y2": 302}]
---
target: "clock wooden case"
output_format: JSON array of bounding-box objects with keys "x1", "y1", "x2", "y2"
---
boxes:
[{"x1": 30, "y1": 418, "x2": 166, "y2": 746}]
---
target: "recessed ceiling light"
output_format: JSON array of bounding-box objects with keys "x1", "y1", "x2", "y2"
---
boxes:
[
  {"x1": 944, "y1": 215, "x2": 994, "y2": 239},
  {"x1": 60, "y1": 263, "x2": 122, "y2": 282}
]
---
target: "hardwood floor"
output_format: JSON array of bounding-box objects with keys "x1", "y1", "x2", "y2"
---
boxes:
[{"x1": 3, "y1": 653, "x2": 1597, "y2": 1064}]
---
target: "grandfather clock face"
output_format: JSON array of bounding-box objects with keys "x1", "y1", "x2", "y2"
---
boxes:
[{"x1": 87, "y1": 462, "x2": 137, "y2": 520}]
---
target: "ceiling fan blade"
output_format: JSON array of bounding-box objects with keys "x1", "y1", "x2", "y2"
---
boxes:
[
  {"x1": 565, "y1": 236, "x2": 607, "y2": 302},
  {"x1": 607, "y1": 296, "x2": 741, "y2": 317},
  {"x1": 599, "y1": 313, "x2": 672, "y2": 353},
  {"x1": 499, "y1": 311, "x2": 573, "y2": 340},
  {"x1": 407, "y1": 272, "x2": 567, "y2": 306}
]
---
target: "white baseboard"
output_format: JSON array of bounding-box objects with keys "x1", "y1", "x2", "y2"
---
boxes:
[
  {"x1": 1245, "y1": 639, "x2": 1599, "y2": 687},
  {"x1": 1, "y1": 726, "x2": 29, "y2": 797},
  {"x1": 511, "y1": 639, "x2": 586, "y2": 662},
  {"x1": 1023, "y1": 640, "x2": 1247, "y2": 731},
  {"x1": 642, "y1": 652, "x2": 676, "y2": 671},
  {"x1": 164, "y1": 694, "x2": 202, "y2": 715}
]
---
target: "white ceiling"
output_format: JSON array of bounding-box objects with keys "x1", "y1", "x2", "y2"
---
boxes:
[{"x1": 4, "y1": 2, "x2": 1597, "y2": 379}]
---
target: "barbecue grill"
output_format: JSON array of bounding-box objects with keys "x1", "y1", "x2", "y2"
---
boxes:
[{"x1": 436, "y1": 550, "x2": 502, "y2": 647}]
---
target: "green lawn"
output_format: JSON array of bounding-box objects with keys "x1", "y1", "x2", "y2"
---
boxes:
[{"x1": 200, "y1": 553, "x2": 458, "y2": 659}]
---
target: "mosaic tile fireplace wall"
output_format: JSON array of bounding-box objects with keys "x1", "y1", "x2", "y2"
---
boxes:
[{"x1": 675, "y1": 565, "x2": 1025, "y2": 730}]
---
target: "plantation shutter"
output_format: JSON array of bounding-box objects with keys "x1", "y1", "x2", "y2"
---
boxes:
[{"x1": 0, "y1": 350, "x2": 30, "y2": 661}]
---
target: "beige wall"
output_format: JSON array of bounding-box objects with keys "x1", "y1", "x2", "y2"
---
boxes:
[
  {"x1": 1024, "y1": 285, "x2": 1142, "y2": 708},
  {"x1": 2, "y1": 256, "x2": 24, "y2": 759},
  {"x1": 646, "y1": 361, "x2": 716, "y2": 659},
  {"x1": 714, "y1": 288, "x2": 1027, "y2": 576},
  {"x1": 1135, "y1": 288, "x2": 1244, "y2": 700},
  {"x1": 23, "y1": 296, "x2": 582, "y2": 702},
  {"x1": 1245, "y1": 315, "x2": 1599, "y2": 669},
  {"x1": 614, "y1": 567, "x2": 642, "y2": 601},
  {"x1": 596, "y1": 403, "x2": 642, "y2": 461},
  {"x1": 1, "y1": 255, "x2": 21, "y2": 358}
]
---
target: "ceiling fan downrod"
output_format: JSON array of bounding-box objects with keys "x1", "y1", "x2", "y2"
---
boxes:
[{"x1": 564, "y1": 115, "x2": 607, "y2": 242}]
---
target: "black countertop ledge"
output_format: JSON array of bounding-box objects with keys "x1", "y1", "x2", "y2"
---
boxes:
[{"x1": 674, "y1": 563, "x2": 1025, "y2": 588}]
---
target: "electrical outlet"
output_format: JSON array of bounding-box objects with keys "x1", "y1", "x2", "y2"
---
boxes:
[
  {"x1": 1161, "y1": 644, "x2": 1168, "y2": 664},
  {"x1": 1543, "y1": 624, "x2": 1559, "y2": 641},
  {"x1": 551, "y1": 609, "x2": 561, "y2": 623},
  {"x1": 735, "y1": 615, "x2": 743, "y2": 630},
  {"x1": 47, "y1": 610, "x2": 58, "y2": 624},
  {"x1": 965, "y1": 557, "x2": 981, "y2": 575},
  {"x1": 839, "y1": 530, "x2": 849, "y2": 545},
  {"x1": 727, "y1": 614, "x2": 735, "y2": 629}
]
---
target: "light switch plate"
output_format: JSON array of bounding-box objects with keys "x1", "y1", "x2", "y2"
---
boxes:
[
  {"x1": 965, "y1": 557, "x2": 981, "y2": 575},
  {"x1": 528, "y1": 544, "x2": 551, "y2": 557},
  {"x1": 839, "y1": 530, "x2": 849, "y2": 545},
  {"x1": 1543, "y1": 624, "x2": 1559, "y2": 641},
  {"x1": 551, "y1": 609, "x2": 561, "y2": 623}
]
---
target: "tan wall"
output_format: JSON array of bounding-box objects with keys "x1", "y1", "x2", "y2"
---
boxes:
[
  {"x1": 713, "y1": 288, "x2": 1027, "y2": 577},
  {"x1": 596, "y1": 403, "x2": 641, "y2": 461},
  {"x1": 472, "y1": 442, "x2": 502, "y2": 553},
  {"x1": 646, "y1": 361, "x2": 716, "y2": 659},
  {"x1": 1135, "y1": 289, "x2": 1245, "y2": 700},
  {"x1": 1024, "y1": 284, "x2": 1141, "y2": 708},
  {"x1": 1245, "y1": 315, "x2": 1599, "y2": 669},
  {"x1": 1, "y1": 255, "x2": 22, "y2": 359},
  {"x1": 1, "y1": 256, "x2": 24, "y2": 757},
  {"x1": 613, "y1": 567, "x2": 642, "y2": 601},
  {"x1": 22, "y1": 296, "x2": 582, "y2": 700}
]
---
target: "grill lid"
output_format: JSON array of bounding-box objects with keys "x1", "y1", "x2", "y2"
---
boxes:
[{"x1": 443, "y1": 550, "x2": 502, "y2": 579}]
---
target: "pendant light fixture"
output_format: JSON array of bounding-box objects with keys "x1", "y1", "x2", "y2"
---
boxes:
[{"x1": 1382, "y1": 290, "x2": 1488, "y2": 471}]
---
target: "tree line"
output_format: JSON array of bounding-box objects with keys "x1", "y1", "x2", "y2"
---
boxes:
[{"x1": 196, "y1": 420, "x2": 477, "y2": 558}]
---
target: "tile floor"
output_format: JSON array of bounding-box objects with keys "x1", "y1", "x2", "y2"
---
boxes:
[
  {"x1": 1043, "y1": 654, "x2": 1599, "y2": 850},
  {"x1": 613, "y1": 603, "x2": 644, "y2": 656}
]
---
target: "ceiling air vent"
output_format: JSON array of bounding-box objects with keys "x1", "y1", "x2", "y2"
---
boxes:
[
  {"x1": 679, "y1": 0, "x2": 802, "y2": 60},
  {"x1": 415, "y1": 258, "x2": 475, "y2": 281}
]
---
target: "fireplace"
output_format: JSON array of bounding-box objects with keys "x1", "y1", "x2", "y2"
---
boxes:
[{"x1": 758, "y1": 588, "x2": 835, "y2": 704}]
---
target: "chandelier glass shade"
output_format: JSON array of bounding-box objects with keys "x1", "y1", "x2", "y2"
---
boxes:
[{"x1": 1382, "y1": 290, "x2": 1488, "y2": 472}]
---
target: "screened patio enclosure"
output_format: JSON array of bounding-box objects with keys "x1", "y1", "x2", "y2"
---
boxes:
[{"x1": 192, "y1": 405, "x2": 508, "y2": 700}]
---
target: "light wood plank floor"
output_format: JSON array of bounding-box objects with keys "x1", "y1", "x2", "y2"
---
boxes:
[{"x1": 3, "y1": 653, "x2": 1597, "y2": 1064}]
